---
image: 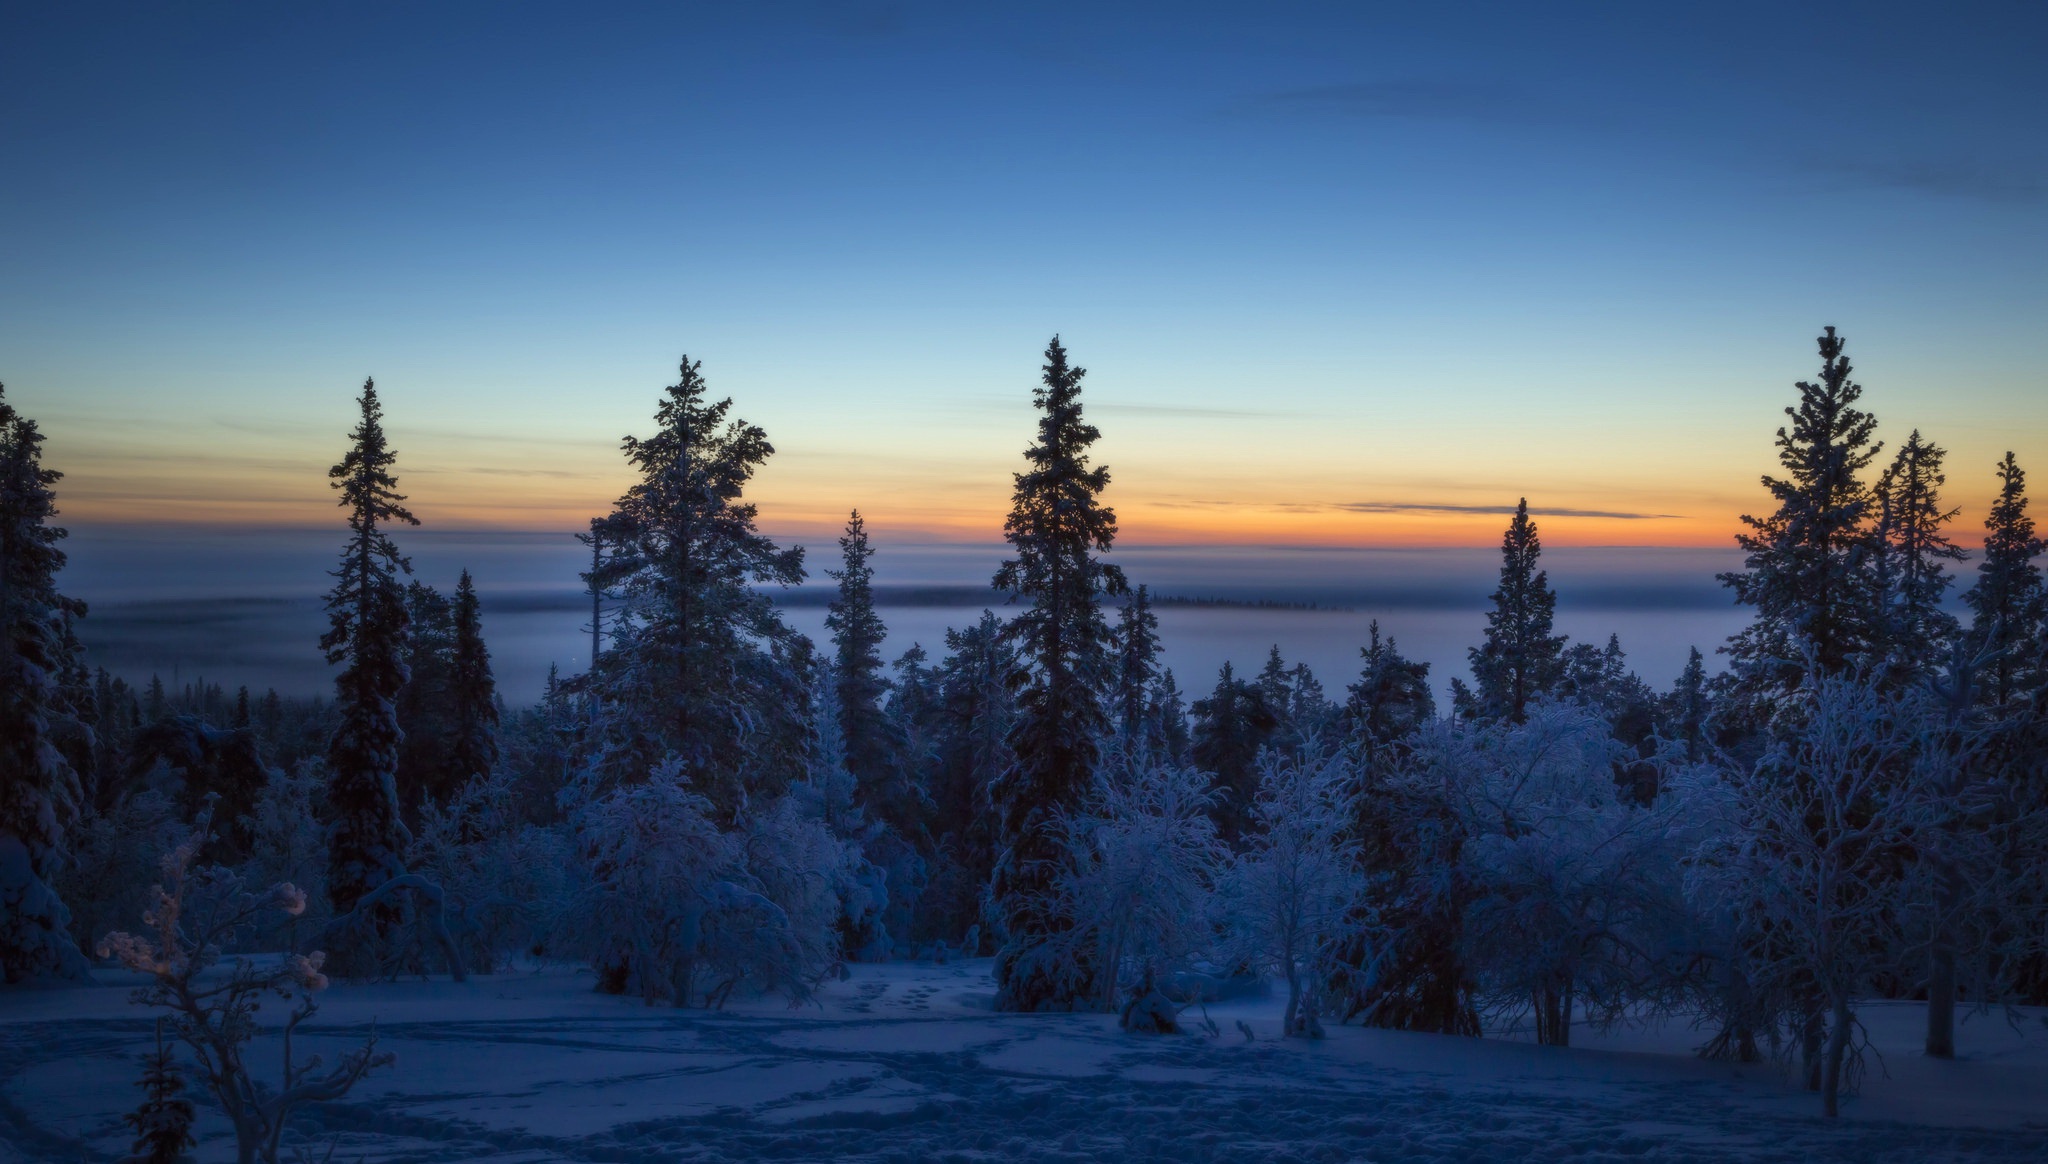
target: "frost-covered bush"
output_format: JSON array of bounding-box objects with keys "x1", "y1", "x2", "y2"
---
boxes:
[
  {"x1": 1215, "y1": 749, "x2": 1364, "y2": 1037},
  {"x1": 408, "y1": 766, "x2": 570, "y2": 973},
  {"x1": 1687, "y1": 672, "x2": 1943, "y2": 1116},
  {"x1": 562, "y1": 757, "x2": 844, "y2": 1007},
  {"x1": 1418, "y1": 704, "x2": 1695, "y2": 1046},
  {"x1": 1042, "y1": 759, "x2": 1225, "y2": 1012},
  {"x1": 58, "y1": 789, "x2": 188, "y2": 961},
  {"x1": 98, "y1": 810, "x2": 391, "y2": 1164},
  {"x1": 237, "y1": 761, "x2": 329, "y2": 953}
]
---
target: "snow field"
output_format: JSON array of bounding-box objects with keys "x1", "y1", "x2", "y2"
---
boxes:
[{"x1": 4, "y1": 959, "x2": 2046, "y2": 1163}]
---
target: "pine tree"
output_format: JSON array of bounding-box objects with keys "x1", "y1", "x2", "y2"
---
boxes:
[
  {"x1": 321, "y1": 377, "x2": 418, "y2": 928},
  {"x1": 0, "y1": 382, "x2": 92, "y2": 983},
  {"x1": 1964, "y1": 453, "x2": 2045, "y2": 710},
  {"x1": 448, "y1": 569, "x2": 499, "y2": 787},
  {"x1": 1111, "y1": 585, "x2": 1164, "y2": 750},
  {"x1": 1151, "y1": 667, "x2": 1191, "y2": 765},
  {"x1": 1870, "y1": 430, "x2": 1965, "y2": 674},
  {"x1": 989, "y1": 335, "x2": 1129, "y2": 1011},
  {"x1": 1467, "y1": 499, "x2": 1565, "y2": 722},
  {"x1": 826, "y1": 511, "x2": 910, "y2": 829},
  {"x1": 123, "y1": 1021, "x2": 195, "y2": 1164},
  {"x1": 1720, "y1": 326, "x2": 1884, "y2": 693},
  {"x1": 582, "y1": 356, "x2": 807, "y2": 812}
]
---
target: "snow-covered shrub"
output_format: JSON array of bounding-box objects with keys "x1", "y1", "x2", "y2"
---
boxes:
[
  {"x1": 1687, "y1": 671, "x2": 1944, "y2": 1116},
  {"x1": 98, "y1": 809, "x2": 391, "y2": 1164},
  {"x1": 1215, "y1": 748, "x2": 1364, "y2": 1037},
  {"x1": 1421, "y1": 704, "x2": 1696, "y2": 1046},
  {"x1": 408, "y1": 767, "x2": 570, "y2": 973},
  {"x1": 237, "y1": 761, "x2": 329, "y2": 954},
  {"x1": 562, "y1": 757, "x2": 843, "y2": 1007},
  {"x1": 1042, "y1": 759, "x2": 1226, "y2": 1013},
  {"x1": 57, "y1": 789, "x2": 188, "y2": 961}
]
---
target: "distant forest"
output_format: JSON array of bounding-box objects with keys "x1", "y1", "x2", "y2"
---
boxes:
[{"x1": 5, "y1": 327, "x2": 2046, "y2": 1125}]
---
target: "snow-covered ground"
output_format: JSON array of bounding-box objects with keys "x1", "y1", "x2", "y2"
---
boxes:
[{"x1": 4, "y1": 960, "x2": 2045, "y2": 1162}]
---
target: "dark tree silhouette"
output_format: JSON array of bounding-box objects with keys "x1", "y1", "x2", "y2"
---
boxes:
[
  {"x1": 1190, "y1": 661, "x2": 1280, "y2": 843},
  {"x1": 1869, "y1": 430, "x2": 1965, "y2": 676},
  {"x1": 1466, "y1": 499, "x2": 1565, "y2": 722},
  {"x1": 1720, "y1": 327, "x2": 1883, "y2": 696},
  {"x1": 826, "y1": 511, "x2": 911, "y2": 830},
  {"x1": 1341, "y1": 621, "x2": 1435, "y2": 746},
  {"x1": 0, "y1": 382, "x2": 91, "y2": 983},
  {"x1": 1964, "y1": 453, "x2": 2045, "y2": 710},
  {"x1": 582, "y1": 356, "x2": 807, "y2": 812},
  {"x1": 448, "y1": 569, "x2": 499, "y2": 788},
  {"x1": 1111, "y1": 585, "x2": 1164, "y2": 751},
  {"x1": 321, "y1": 378, "x2": 418, "y2": 931},
  {"x1": 990, "y1": 335, "x2": 1128, "y2": 1011}
]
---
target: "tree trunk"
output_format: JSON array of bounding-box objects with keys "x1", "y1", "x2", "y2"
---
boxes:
[
  {"x1": 1926, "y1": 943, "x2": 1957, "y2": 1059},
  {"x1": 1820, "y1": 994, "x2": 1852, "y2": 1118},
  {"x1": 1800, "y1": 1005, "x2": 1825, "y2": 1091}
]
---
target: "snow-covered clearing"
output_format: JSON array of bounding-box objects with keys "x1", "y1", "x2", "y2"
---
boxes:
[{"x1": 4, "y1": 960, "x2": 2045, "y2": 1162}]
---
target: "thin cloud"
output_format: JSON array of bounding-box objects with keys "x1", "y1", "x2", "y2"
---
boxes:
[
  {"x1": 1093, "y1": 402, "x2": 1288, "y2": 419},
  {"x1": 1244, "y1": 79, "x2": 1527, "y2": 123},
  {"x1": 1334, "y1": 501, "x2": 1684, "y2": 520},
  {"x1": 1805, "y1": 156, "x2": 2047, "y2": 206}
]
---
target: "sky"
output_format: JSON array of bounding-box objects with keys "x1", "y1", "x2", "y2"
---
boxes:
[{"x1": 5, "y1": 2, "x2": 2046, "y2": 555}]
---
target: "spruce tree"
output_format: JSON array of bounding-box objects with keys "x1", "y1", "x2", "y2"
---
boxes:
[
  {"x1": 321, "y1": 377, "x2": 418, "y2": 927},
  {"x1": 826, "y1": 511, "x2": 909, "y2": 828},
  {"x1": 1964, "y1": 453, "x2": 2045, "y2": 710},
  {"x1": 1110, "y1": 585, "x2": 1163, "y2": 750},
  {"x1": 0, "y1": 382, "x2": 92, "y2": 983},
  {"x1": 1664, "y1": 647, "x2": 1710, "y2": 760},
  {"x1": 924, "y1": 612, "x2": 1019, "y2": 946},
  {"x1": 583, "y1": 356, "x2": 807, "y2": 812},
  {"x1": 1190, "y1": 661, "x2": 1280, "y2": 842},
  {"x1": 1870, "y1": 430, "x2": 1966, "y2": 674},
  {"x1": 123, "y1": 1021, "x2": 195, "y2": 1164},
  {"x1": 1467, "y1": 499, "x2": 1565, "y2": 722},
  {"x1": 448, "y1": 569, "x2": 499, "y2": 786},
  {"x1": 1720, "y1": 326, "x2": 1884, "y2": 692},
  {"x1": 395, "y1": 580, "x2": 456, "y2": 811},
  {"x1": 989, "y1": 335, "x2": 1128, "y2": 1011},
  {"x1": 1341, "y1": 621, "x2": 1435, "y2": 745}
]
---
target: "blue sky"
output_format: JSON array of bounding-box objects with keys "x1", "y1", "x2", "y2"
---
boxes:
[{"x1": 4, "y1": 1, "x2": 2044, "y2": 546}]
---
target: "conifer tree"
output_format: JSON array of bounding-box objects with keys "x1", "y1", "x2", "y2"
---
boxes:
[
  {"x1": 1964, "y1": 453, "x2": 2045, "y2": 710},
  {"x1": 1467, "y1": 499, "x2": 1565, "y2": 722},
  {"x1": 1151, "y1": 667, "x2": 1191, "y2": 765},
  {"x1": 1341, "y1": 621, "x2": 1435, "y2": 745},
  {"x1": 923, "y1": 613, "x2": 1019, "y2": 945},
  {"x1": 1664, "y1": 647, "x2": 1710, "y2": 760},
  {"x1": 1111, "y1": 585, "x2": 1164, "y2": 749},
  {"x1": 826, "y1": 511, "x2": 909, "y2": 828},
  {"x1": 321, "y1": 377, "x2": 418, "y2": 925},
  {"x1": 448, "y1": 569, "x2": 499, "y2": 786},
  {"x1": 1870, "y1": 430, "x2": 1965, "y2": 673},
  {"x1": 583, "y1": 356, "x2": 807, "y2": 812},
  {"x1": 989, "y1": 335, "x2": 1128, "y2": 1011},
  {"x1": 1720, "y1": 327, "x2": 1884, "y2": 692},
  {"x1": 0, "y1": 382, "x2": 92, "y2": 983},
  {"x1": 1190, "y1": 662, "x2": 1280, "y2": 843},
  {"x1": 123, "y1": 1021, "x2": 195, "y2": 1164},
  {"x1": 396, "y1": 580, "x2": 456, "y2": 811}
]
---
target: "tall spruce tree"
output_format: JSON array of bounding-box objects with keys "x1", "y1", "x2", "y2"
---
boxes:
[
  {"x1": 448, "y1": 569, "x2": 499, "y2": 786},
  {"x1": 1110, "y1": 584, "x2": 1164, "y2": 750},
  {"x1": 826, "y1": 511, "x2": 910, "y2": 829},
  {"x1": 1466, "y1": 499, "x2": 1565, "y2": 722},
  {"x1": 0, "y1": 382, "x2": 92, "y2": 983},
  {"x1": 989, "y1": 335, "x2": 1128, "y2": 1011},
  {"x1": 1870, "y1": 430, "x2": 1965, "y2": 675},
  {"x1": 321, "y1": 378, "x2": 418, "y2": 925},
  {"x1": 1720, "y1": 327, "x2": 1883, "y2": 693},
  {"x1": 1964, "y1": 453, "x2": 2045, "y2": 710},
  {"x1": 583, "y1": 356, "x2": 807, "y2": 812},
  {"x1": 395, "y1": 580, "x2": 457, "y2": 811}
]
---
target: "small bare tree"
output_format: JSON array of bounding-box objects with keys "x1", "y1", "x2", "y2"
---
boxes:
[{"x1": 99, "y1": 809, "x2": 393, "y2": 1164}]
